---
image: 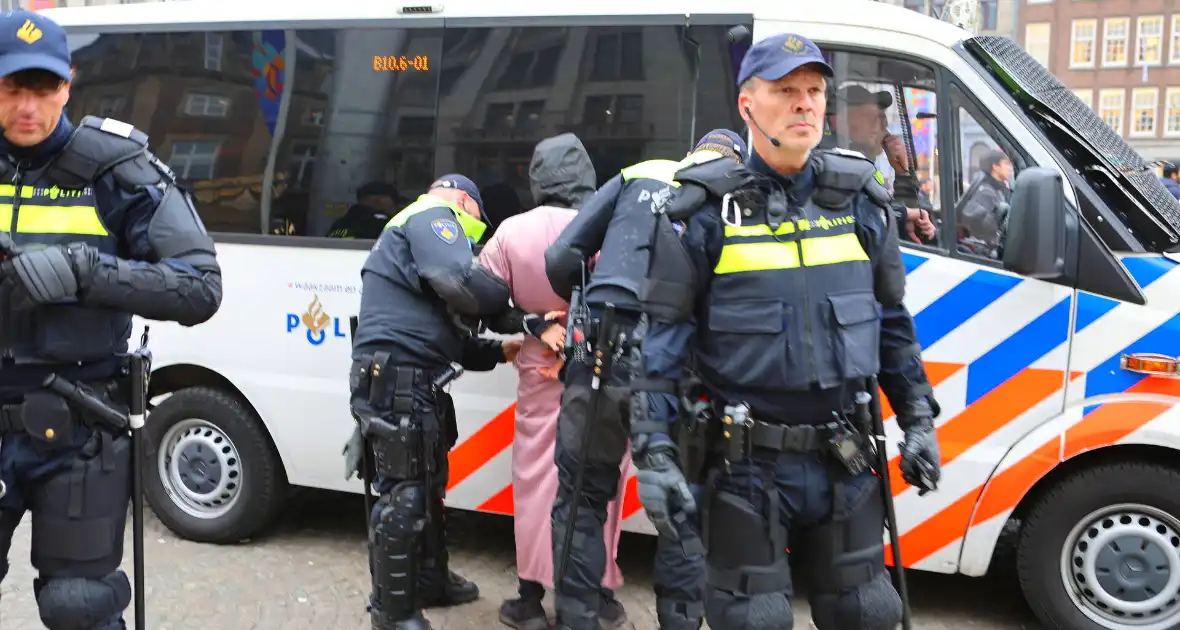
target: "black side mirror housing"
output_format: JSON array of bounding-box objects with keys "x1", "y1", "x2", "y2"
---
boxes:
[{"x1": 1002, "y1": 167, "x2": 1075, "y2": 280}]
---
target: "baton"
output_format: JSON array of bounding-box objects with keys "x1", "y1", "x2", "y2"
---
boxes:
[
  {"x1": 856, "y1": 383, "x2": 912, "y2": 630},
  {"x1": 348, "y1": 315, "x2": 375, "y2": 522},
  {"x1": 556, "y1": 303, "x2": 616, "y2": 594}
]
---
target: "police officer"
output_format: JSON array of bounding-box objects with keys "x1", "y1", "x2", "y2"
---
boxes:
[
  {"x1": 631, "y1": 34, "x2": 942, "y2": 630},
  {"x1": 349, "y1": 174, "x2": 520, "y2": 630},
  {"x1": 543, "y1": 131, "x2": 747, "y2": 630},
  {"x1": 326, "y1": 181, "x2": 400, "y2": 239},
  {"x1": 0, "y1": 11, "x2": 222, "y2": 629}
]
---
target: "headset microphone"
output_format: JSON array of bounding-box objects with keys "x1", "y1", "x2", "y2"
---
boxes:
[{"x1": 745, "y1": 106, "x2": 781, "y2": 148}]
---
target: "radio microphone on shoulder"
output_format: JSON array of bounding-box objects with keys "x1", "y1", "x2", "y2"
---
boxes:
[{"x1": 745, "y1": 107, "x2": 781, "y2": 148}]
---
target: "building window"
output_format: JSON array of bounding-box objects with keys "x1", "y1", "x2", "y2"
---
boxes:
[
  {"x1": 96, "y1": 95, "x2": 125, "y2": 117},
  {"x1": 1171, "y1": 16, "x2": 1180, "y2": 65},
  {"x1": 1070, "y1": 19, "x2": 1097, "y2": 68},
  {"x1": 1130, "y1": 88, "x2": 1159, "y2": 137},
  {"x1": 515, "y1": 100, "x2": 544, "y2": 133},
  {"x1": 167, "y1": 141, "x2": 220, "y2": 181},
  {"x1": 203, "y1": 32, "x2": 223, "y2": 72},
  {"x1": 302, "y1": 108, "x2": 324, "y2": 126},
  {"x1": 1098, "y1": 89, "x2": 1125, "y2": 136},
  {"x1": 980, "y1": 0, "x2": 997, "y2": 30},
  {"x1": 1024, "y1": 23, "x2": 1052, "y2": 68},
  {"x1": 183, "y1": 93, "x2": 230, "y2": 117},
  {"x1": 583, "y1": 94, "x2": 645, "y2": 125},
  {"x1": 1166, "y1": 88, "x2": 1180, "y2": 136},
  {"x1": 1136, "y1": 15, "x2": 1164, "y2": 66},
  {"x1": 1102, "y1": 17, "x2": 1129, "y2": 67},
  {"x1": 590, "y1": 31, "x2": 644, "y2": 82},
  {"x1": 495, "y1": 45, "x2": 562, "y2": 90},
  {"x1": 1071, "y1": 89, "x2": 1093, "y2": 110}
]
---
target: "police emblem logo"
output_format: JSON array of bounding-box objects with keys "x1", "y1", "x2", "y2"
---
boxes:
[
  {"x1": 782, "y1": 36, "x2": 806, "y2": 54},
  {"x1": 431, "y1": 218, "x2": 459, "y2": 244},
  {"x1": 16, "y1": 19, "x2": 41, "y2": 45}
]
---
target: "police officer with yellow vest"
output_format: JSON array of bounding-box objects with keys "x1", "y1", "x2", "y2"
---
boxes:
[
  {"x1": 349, "y1": 174, "x2": 520, "y2": 630},
  {"x1": 543, "y1": 131, "x2": 747, "y2": 630},
  {"x1": 0, "y1": 11, "x2": 222, "y2": 629},
  {"x1": 631, "y1": 34, "x2": 942, "y2": 630}
]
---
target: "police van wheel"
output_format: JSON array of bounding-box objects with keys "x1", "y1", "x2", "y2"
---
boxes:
[
  {"x1": 144, "y1": 386, "x2": 288, "y2": 544},
  {"x1": 1017, "y1": 462, "x2": 1180, "y2": 630}
]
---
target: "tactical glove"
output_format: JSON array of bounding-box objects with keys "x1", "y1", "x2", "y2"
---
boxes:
[
  {"x1": 0, "y1": 243, "x2": 96, "y2": 310},
  {"x1": 897, "y1": 398, "x2": 941, "y2": 495},
  {"x1": 635, "y1": 446, "x2": 696, "y2": 541}
]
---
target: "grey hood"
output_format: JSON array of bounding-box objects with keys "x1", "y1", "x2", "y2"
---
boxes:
[{"x1": 528, "y1": 133, "x2": 596, "y2": 209}]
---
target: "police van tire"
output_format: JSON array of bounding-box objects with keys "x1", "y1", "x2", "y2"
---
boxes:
[
  {"x1": 144, "y1": 386, "x2": 288, "y2": 544},
  {"x1": 1016, "y1": 461, "x2": 1180, "y2": 630}
]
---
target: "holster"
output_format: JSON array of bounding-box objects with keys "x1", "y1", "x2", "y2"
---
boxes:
[
  {"x1": 354, "y1": 352, "x2": 436, "y2": 484},
  {"x1": 673, "y1": 380, "x2": 713, "y2": 483}
]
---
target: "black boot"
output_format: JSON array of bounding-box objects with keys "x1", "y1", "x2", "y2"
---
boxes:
[
  {"x1": 418, "y1": 503, "x2": 480, "y2": 608},
  {"x1": 499, "y1": 597, "x2": 549, "y2": 630},
  {"x1": 598, "y1": 589, "x2": 628, "y2": 630}
]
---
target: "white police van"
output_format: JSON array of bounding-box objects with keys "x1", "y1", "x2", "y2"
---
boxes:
[{"x1": 40, "y1": 1, "x2": 1180, "y2": 627}]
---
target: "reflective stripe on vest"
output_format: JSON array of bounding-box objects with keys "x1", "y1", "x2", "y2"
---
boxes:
[
  {"x1": 386, "y1": 194, "x2": 487, "y2": 243},
  {"x1": 714, "y1": 214, "x2": 867, "y2": 275},
  {"x1": 619, "y1": 151, "x2": 727, "y2": 186},
  {"x1": 0, "y1": 184, "x2": 108, "y2": 236}
]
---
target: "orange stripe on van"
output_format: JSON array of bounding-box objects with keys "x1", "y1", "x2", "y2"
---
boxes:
[
  {"x1": 889, "y1": 376, "x2": 1173, "y2": 568},
  {"x1": 447, "y1": 403, "x2": 516, "y2": 491},
  {"x1": 886, "y1": 368, "x2": 1072, "y2": 496},
  {"x1": 477, "y1": 484, "x2": 515, "y2": 515},
  {"x1": 877, "y1": 361, "x2": 963, "y2": 420}
]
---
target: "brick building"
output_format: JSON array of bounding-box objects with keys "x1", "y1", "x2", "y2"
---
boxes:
[{"x1": 1020, "y1": 0, "x2": 1180, "y2": 161}]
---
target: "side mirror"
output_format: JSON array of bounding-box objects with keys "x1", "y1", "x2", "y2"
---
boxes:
[{"x1": 1002, "y1": 167, "x2": 1075, "y2": 280}]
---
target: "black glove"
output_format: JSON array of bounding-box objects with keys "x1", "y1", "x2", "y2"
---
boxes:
[
  {"x1": 0, "y1": 243, "x2": 97, "y2": 310},
  {"x1": 635, "y1": 445, "x2": 696, "y2": 541},
  {"x1": 522, "y1": 313, "x2": 559, "y2": 339},
  {"x1": 897, "y1": 397, "x2": 941, "y2": 496}
]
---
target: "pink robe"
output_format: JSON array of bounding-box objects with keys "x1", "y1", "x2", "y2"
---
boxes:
[{"x1": 478, "y1": 207, "x2": 631, "y2": 590}]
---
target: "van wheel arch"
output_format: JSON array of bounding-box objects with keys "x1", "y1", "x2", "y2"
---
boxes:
[{"x1": 144, "y1": 364, "x2": 289, "y2": 543}]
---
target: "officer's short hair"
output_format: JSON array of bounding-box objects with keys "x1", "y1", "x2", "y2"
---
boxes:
[
  {"x1": 357, "y1": 182, "x2": 398, "y2": 201},
  {"x1": 980, "y1": 150, "x2": 1009, "y2": 175},
  {"x1": 1164, "y1": 162, "x2": 1179, "y2": 178}
]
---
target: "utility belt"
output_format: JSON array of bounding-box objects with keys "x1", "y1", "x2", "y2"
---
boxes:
[
  {"x1": 0, "y1": 358, "x2": 130, "y2": 443},
  {"x1": 350, "y1": 352, "x2": 464, "y2": 482}
]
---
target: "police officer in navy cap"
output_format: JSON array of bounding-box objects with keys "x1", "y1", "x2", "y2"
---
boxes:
[
  {"x1": 0, "y1": 9, "x2": 223, "y2": 629},
  {"x1": 348, "y1": 173, "x2": 521, "y2": 630},
  {"x1": 630, "y1": 33, "x2": 942, "y2": 630},
  {"x1": 543, "y1": 130, "x2": 747, "y2": 630}
]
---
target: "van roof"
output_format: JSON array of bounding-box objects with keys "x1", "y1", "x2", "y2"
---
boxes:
[{"x1": 38, "y1": 0, "x2": 969, "y2": 48}]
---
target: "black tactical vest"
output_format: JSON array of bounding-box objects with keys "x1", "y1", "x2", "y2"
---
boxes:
[
  {"x1": 1, "y1": 122, "x2": 139, "y2": 365},
  {"x1": 694, "y1": 151, "x2": 886, "y2": 394}
]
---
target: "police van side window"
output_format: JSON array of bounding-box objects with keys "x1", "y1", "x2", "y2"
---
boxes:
[
  {"x1": 821, "y1": 48, "x2": 944, "y2": 251},
  {"x1": 68, "y1": 28, "x2": 445, "y2": 240},
  {"x1": 687, "y1": 23, "x2": 751, "y2": 145},
  {"x1": 948, "y1": 89, "x2": 1022, "y2": 262},
  {"x1": 433, "y1": 25, "x2": 695, "y2": 236}
]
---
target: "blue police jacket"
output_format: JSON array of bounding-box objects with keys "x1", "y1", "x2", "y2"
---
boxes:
[
  {"x1": 637, "y1": 149, "x2": 932, "y2": 443},
  {"x1": 0, "y1": 114, "x2": 222, "y2": 391},
  {"x1": 351, "y1": 194, "x2": 511, "y2": 372}
]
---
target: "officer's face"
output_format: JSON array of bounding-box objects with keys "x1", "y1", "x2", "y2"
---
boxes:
[
  {"x1": 0, "y1": 70, "x2": 70, "y2": 147},
  {"x1": 739, "y1": 67, "x2": 826, "y2": 160},
  {"x1": 360, "y1": 194, "x2": 395, "y2": 214},
  {"x1": 841, "y1": 103, "x2": 885, "y2": 150}
]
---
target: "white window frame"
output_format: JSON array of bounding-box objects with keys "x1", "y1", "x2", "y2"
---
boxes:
[
  {"x1": 1130, "y1": 87, "x2": 1159, "y2": 137},
  {"x1": 1165, "y1": 87, "x2": 1180, "y2": 137},
  {"x1": 183, "y1": 93, "x2": 230, "y2": 117},
  {"x1": 167, "y1": 141, "x2": 221, "y2": 180},
  {"x1": 1024, "y1": 22, "x2": 1052, "y2": 68},
  {"x1": 1102, "y1": 17, "x2": 1129, "y2": 67},
  {"x1": 1136, "y1": 15, "x2": 1164, "y2": 67},
  {"x1": 1098, "y1": 89, "x2": 1126, "y2": 136},
  {"x1": 1071, "y1": 89, "x2": 1093, "y2": 110},
  {"x1": 1070, "y1": 19, "x2": 1097, "y2": 68},
  {"x1": 204, "y1": 33, "x2": 223, "y2": 72},
  {"x1": 1171, "y1": 16, "x2": 1180, "y2": 65}
]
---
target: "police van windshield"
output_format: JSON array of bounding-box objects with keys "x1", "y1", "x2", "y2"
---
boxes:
[{"x1": 959, "y1": 35, "x2": 1180, "y2": 255}]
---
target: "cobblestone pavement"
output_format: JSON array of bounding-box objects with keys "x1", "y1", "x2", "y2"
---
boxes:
[{"x1": 1, "y1": 490, "x2": 1041, "y2": 629}]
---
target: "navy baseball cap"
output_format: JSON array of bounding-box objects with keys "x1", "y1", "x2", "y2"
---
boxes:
[
  {"x1": 0, "y1": 11, "x2": 71, "y2": 82},
  {"x1": 430, "y1": 173, "x2": 485, "y2": 217},
  {"x1": 693, "y1": 129, "x2": 748, "y2": 163},
  {"x1": 737, "y1": 33, "x2": 834, "y2": 87}
]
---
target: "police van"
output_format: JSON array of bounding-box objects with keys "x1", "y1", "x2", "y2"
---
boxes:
[{"x1": 39, "y1": 0, "x2": 1180, "y2": 627}]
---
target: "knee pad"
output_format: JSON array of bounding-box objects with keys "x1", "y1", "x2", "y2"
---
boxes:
[
  {"x1": 705, "y1": 590, "x2": 792, "y2": 630},
  {"x1": 35, "y1": 572, "x2": 132, "y2": 630},
  {"x1": 810, "y1": 572, "x2": 901, "y2": 630},
  {"x1": 30, "y1": 435, "x2": 132, "y2": 578},
  {"x1": 370, "y1": 482, "x2": 427, "y2": 623},
  {"x1": 705, "y1": 490, "x2": 790, "y2": 596},
  {"x1": 800, "y1": 473, "x2": 902, "y2": 630}
]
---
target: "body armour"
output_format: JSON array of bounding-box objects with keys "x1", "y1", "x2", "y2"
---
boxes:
[
  {"x1": 352, "y1": 194, "x2": 483, "y2": 367},
  {"x1": 586, "y1": 151, "x2": 724, "y2": 308},
  {"x1": 0, "y1": 126, "x2": 136, "y2": 365},
  {"x1": 694, "y1": 151, "x2": 885, "y2": 395}
]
